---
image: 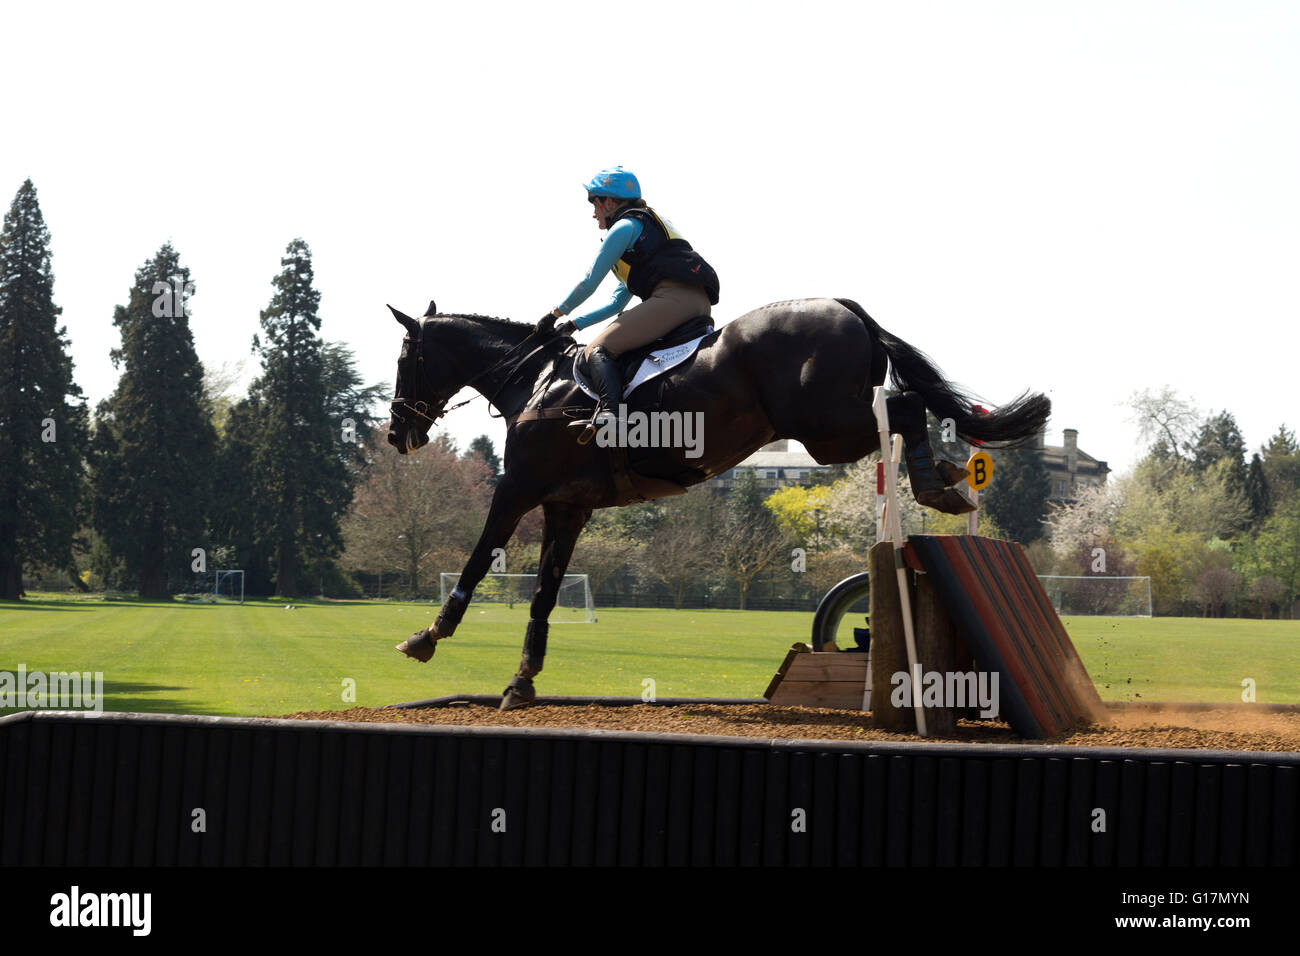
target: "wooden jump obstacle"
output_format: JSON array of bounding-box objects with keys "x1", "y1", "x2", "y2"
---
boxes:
[
  {"x1": 764, "y1": 534, "x2": 1106, "y2": 738},
  {"x1": 764, "y1": 386, "x2": 1104, "y2": 739}
]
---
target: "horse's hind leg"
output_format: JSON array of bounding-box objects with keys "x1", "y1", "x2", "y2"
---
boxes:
[
  {"x1": 884, "y1": 392, "x2": 976, "y2": 515},
  {"x1": 500, "y1": 502, "x2": 591, "y2": 711},
  {"x1": 798, "y1": 393, "x2": 973, "y2": 514}
]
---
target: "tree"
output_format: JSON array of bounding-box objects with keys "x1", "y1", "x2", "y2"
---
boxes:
[
  {"x1": 208, "y1": 394, "x2": 277, "y2": 594},
  {"x1": 636, "y1": 491, "x2": 715, "y2": 608},
  {"x1": 1127, "y1": 387, "x2": 1201, "y2": 463},
  {"x1": 467, "y1": 435, "x2": 501, "y2": 483},
  {"x1": 570, "y1": 527, "x2": 638, "y2": 599},
  {"x1": 1247, "y1": 576, "x2": 1283, "y2": 620},
  {"x1": 714, "y1": 470, "x2": 788, "y2": 609},
  {"x1": 1045, "y1": 480, "x2": 1122, "y2": 561},
  {"x1": 1242, "y1": 493, "x2": 1300, "y2": 618},
  {"x1": 251, "y1": 239, "x2": 351, "y2": 596},
  {"x1": 89, "y1": 244, "x2": 215, "y2": 599},
  {"x1": 202, "y1": 358, "x2": 247, "y2": 436},
  {"x1": 764, "y1": 484, "x2": 832, "y2": 545},
  {"x1": 1244, "y1": 453, "x2": 1271, "y2": 528},
  {"x1": 1190, "y1": 410, "x2": 1246, "y2": 476},
  {"x1": 1193, "y1": 568, "x2": 1238, "y2": 618},
  {"x1": 322, "y1": 341, "x2": 388, "y2": 471},
  {"x1": 341, "y1": 430, "x2": 492, "y2": 592},
  {"x1": 0, "y1": 180, "x2": 89, "y2": 599},
  {"x1": 1261, "y1": 426, "x2": 1300, "y2": 511},
  {"x1": 982, "y1": 443, "x2": 1051, "y2": 544}
]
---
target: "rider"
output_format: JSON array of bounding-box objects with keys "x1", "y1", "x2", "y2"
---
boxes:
[{"x1": 536, "y1": 166, "x2": 720, "y2": 430}]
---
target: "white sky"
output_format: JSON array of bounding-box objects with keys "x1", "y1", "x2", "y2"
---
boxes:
[{"x1": 6, "y1": 0, "x2": 1297, "y2": 477}]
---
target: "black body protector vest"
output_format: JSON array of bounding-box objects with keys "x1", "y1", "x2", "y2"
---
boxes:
[{"x1": 608, "y1": 206, "x2": 720, "y2": 305}]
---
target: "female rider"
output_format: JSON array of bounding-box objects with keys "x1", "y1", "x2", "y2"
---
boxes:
[{"x1": 536, "y1": 166, "x2": 720, "y2": 430}]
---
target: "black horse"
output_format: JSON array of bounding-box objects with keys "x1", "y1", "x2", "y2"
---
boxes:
[{"x1": 386, "y1": 297, "x2": 1050, "y2": 709}]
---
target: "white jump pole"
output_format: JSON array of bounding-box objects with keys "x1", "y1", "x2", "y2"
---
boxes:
[{"x1": 872, "y1": 386, "x2": 928, "y2": 737}]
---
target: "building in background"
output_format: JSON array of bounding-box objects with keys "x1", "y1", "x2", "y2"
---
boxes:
[
  {"x1": 1033, "y1": 428, "x2": 1110, "y2": 503},
  {"x1": 712, "y1": 430, "x2": 1109, "y2": 502},
  {"x1": 708, "y1": 440, "x2": 830, "y2": 491}
]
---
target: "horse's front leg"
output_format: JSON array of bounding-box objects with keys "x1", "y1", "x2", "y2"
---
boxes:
[
  {"x1": 500, "y1": 502, "x2": 591, "y2": 711},
  {"x1": 395, "y1": 481, "x2": 537, "y2": 662}
]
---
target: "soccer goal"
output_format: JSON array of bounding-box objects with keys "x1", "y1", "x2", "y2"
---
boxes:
[
  {"x1": 211, "y1": 570, "x2": 245, "y2": 604},
  {"x1": 1036, "y1": 575, "x2": 1152, "y2": 617},
  {"x1": 439, "y1": 573, "x2": 595, "y2": 623}
]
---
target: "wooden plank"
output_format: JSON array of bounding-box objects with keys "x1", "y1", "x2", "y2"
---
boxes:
[
  {"x1": 784, "y1": 655, "x2": 870, "y2": 683},
  {"x1": 768, "y1": 682, "x2": 868, "y2": 711},
  {"x1": 762, "y1": 643, "x2": 813, "y2": 700}
]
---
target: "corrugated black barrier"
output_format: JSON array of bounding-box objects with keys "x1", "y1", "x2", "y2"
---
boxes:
[{"x1": 2, "y1": 710, "x2": 1297, "y2": 866}]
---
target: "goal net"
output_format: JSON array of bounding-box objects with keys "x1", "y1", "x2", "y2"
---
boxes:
[
  {"x1": 1036, "y1": 575, "x2": 1152, "y2": 617},
  {"x1": 439, "y1": 573, "x2": 595, "y2": 623}
]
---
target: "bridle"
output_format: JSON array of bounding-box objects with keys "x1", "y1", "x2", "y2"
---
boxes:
[
  {"x1": 389, "y1": 318, "x2": 451, "y2": 429},
  {"x1": 389, "y1": 317, "x2": 567, "y2": 432}
]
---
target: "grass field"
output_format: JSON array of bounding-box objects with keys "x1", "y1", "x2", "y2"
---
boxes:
[{"x1": 1, "y1": 593, "x2": 1297, "y2": 716}]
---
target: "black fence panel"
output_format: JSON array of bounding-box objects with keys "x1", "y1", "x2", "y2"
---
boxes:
[{"x1": 1, "y1": 710, "x2": 1297, "y2": 867}]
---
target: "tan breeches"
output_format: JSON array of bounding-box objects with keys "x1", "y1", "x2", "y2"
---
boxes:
[{"x1": 583, "y1": 280, "x2": 712, "y2": 359}]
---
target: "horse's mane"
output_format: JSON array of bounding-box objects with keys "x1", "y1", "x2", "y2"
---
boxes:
[{"x1": 432, "y1": 312, "x2": 528, "y2": 330}]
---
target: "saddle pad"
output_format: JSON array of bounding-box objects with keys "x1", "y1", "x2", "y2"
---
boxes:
[{"x1": 573, "y1": 330, "x2": 713, "y2": 401}]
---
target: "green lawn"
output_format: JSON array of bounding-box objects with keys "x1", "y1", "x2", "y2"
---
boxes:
[{"x1": 1, "y1": 593, "x2": 1296, "y2": 716}]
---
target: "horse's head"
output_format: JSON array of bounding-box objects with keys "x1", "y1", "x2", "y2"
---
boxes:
[{"x1": 387, "y1": 300, "x2": 457, "y2": 455}]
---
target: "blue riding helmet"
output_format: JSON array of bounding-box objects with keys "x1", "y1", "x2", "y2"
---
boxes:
[{"x1": 583, "y1": 166, "x2": 641, "y2": 200}]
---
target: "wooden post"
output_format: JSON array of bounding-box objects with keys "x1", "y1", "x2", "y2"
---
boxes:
[
  {"x1": 914, "y1": 571, "x2": 962, "y2": 737},
  {"x1": 868, "y1": 540, "x2": 913, "y2": 731}
]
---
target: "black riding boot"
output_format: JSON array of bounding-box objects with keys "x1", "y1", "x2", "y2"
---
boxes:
[{"x1": 571, "y1": 346, "x2": 624, "y2": 444}]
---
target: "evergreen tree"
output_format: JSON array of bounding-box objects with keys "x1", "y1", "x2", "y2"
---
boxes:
[
  {"x1": 251, "y1": 239, "x2": 350, "y2": 596},
  {"x1": 1261, "y1": 426, "x2": 1300, "y2": 508},
  {"x1": 0, "y1": 180, "x2": 89, "y2": 599},
  {"x1": 1190, "y1": 410, "x2": 1248, "y2": 496},
  {"x1": 1245, "y1": 453, "x2": 1271, "y2": 528},
  {"x1": 467, "y1": 434, "x2": 501, "y2": 482},
  {"x1": 89, "y1": 244, "x2": 216, "y2": 598},
  {"x1": 983, "y1": 442, "x2": 1051, "y2": 544},
  {"x1": 208, "y1": 394, "x2": 277, "y2": 594},
  {"x1": 322, "y1": 341, "x2": 387, "y2": 471}
]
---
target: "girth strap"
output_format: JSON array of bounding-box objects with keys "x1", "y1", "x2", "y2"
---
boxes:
[{"x1": 509, "y1": 405, "x2": 590, "y2": 426}]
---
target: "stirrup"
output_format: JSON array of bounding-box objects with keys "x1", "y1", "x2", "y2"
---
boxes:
[{"x1": 569, "y1": 403, "x2": 607, "y2": 445}]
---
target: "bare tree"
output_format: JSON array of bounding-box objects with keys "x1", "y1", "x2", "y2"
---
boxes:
[
  {"x1": 1127, "y1": 387, "x2": 1202, "y2": 485},
  {"x1": 1194, "y1": 567, "x2": 1239, "y2": 618},
  {"x1": 641, "y1": 521, "x2": 711, "y2": 608},
  {"x1": 341, "y1": 430, "x2": 492, "y2": 592},
  {"x1": 571, "y1": 527, "x2": 640, "y2": 597},
  {"x1": 1249, "y1": 575, "x2": 1283, "y2": 619}
]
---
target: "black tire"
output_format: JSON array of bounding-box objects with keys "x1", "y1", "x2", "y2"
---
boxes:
[{"x1": 811, "y1": 571, "x2": 871, "y2": 651}]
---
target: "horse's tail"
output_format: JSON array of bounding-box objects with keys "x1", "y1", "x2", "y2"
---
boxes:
[{"x1": 835, "y1": 298, "x2": 1051, "y2": 446}]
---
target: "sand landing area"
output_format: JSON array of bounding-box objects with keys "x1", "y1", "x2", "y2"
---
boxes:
[{"x1": 273, "y1": 700, "x2": 1300, "y2": 753}]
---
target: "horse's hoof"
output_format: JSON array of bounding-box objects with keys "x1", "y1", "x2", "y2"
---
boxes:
[
  {"x1": 935, "y1": 460, "x2": 970, "y2": 487},
  {"x1": 395, "y1": 629, "x2": 437, "y2": 662},
  {"x1": 499, "y1": 677, "x2": 536, "y2": 711},
  {"x1": 916, "y1": 487, "x2": 978, "y2": 515}
]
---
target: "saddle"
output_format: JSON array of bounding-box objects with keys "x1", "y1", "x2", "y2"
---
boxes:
[
  {"x1": 511, "y1": 314, "x2": 716, "y2": 505},
  {"x1": 572, "y1": 314, "x2": 715, "y2": 401}
]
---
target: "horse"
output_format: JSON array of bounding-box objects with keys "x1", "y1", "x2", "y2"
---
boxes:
[{"x1": 385, "y1": 296, "x2": 1050, "y2": 710}]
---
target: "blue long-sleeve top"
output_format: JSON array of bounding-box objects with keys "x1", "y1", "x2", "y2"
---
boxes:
[{"x1": 555, "y1": 218, "x2": 643, "y2": 329}]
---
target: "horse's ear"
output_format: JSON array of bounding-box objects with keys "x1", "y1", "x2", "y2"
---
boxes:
[
  {"x1": 388, "y1": 304, "x2": 420, "y2": 336},
  {"x1": 424, "y1": 300, "x2": 438, "y2": 317}
]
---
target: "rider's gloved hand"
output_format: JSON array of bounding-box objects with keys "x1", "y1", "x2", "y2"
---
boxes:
[
  {"x1": 535, "y1": 311, "x2": 559, "y2": 335},
  {"x1": 554, "y1": 320, "x2": 577, "y2": 337}
]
